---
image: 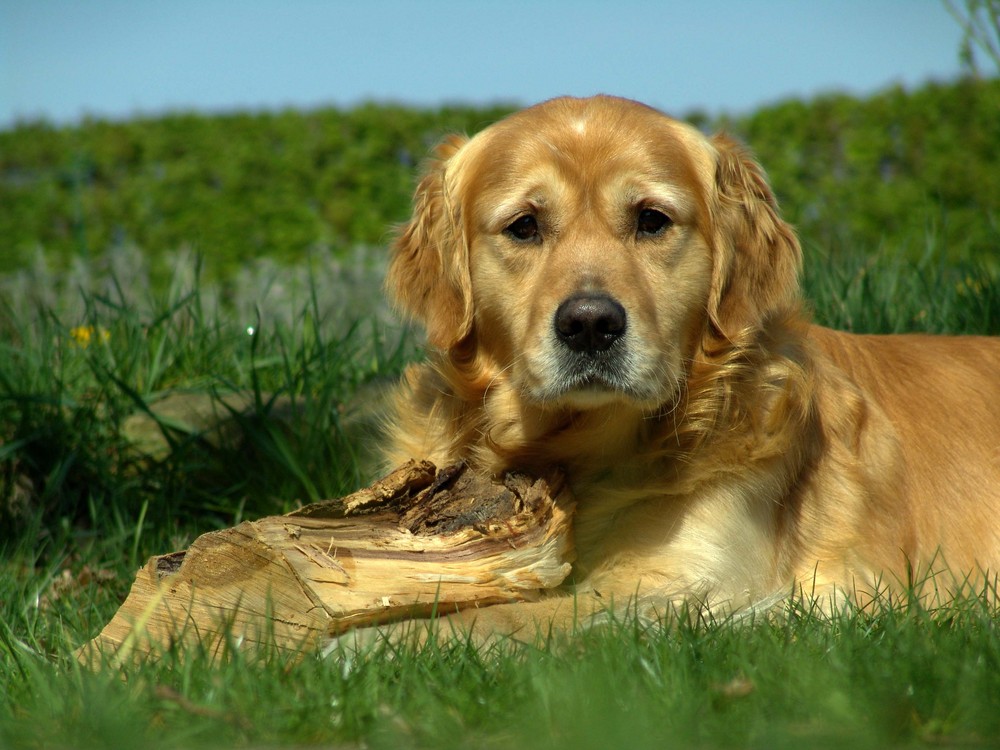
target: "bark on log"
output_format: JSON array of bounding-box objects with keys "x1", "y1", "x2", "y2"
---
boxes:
[{"x1": 78, "y1": 460, "x2": 575, "y2": 663}]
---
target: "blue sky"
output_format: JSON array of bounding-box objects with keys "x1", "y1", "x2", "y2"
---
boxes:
[{"x1": 0, "y1": 1, "x2": 970, "y2": 128}]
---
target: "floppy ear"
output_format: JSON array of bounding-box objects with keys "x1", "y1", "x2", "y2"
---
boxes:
[
  {"x1": 385, "y1": 134, "x2": 473, "y2": 350},
  {"x1": 708, "y1": 134, "x2": 802, "y2": 340}
]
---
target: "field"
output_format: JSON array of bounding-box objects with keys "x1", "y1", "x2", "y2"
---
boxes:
[{"x1": 3, "y1": 79, "x2": 1000, "y2": 749}]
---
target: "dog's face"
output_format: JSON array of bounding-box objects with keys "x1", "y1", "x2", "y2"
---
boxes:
[{"x1": 388, "y1": 96, "x2": 800, "y2": 414}]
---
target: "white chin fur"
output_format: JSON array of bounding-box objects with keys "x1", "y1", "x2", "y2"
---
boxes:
[
  {"x1": 535, "y1": 384, "x2": 668, "y2": 412},
  {"x1": 557, "y1": 388, "x2": 630, "y2": 410}
]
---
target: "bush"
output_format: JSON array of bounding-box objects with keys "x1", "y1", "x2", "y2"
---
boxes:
[{"x1": 3, "y1": 80, "x2": 999, "y2": 284}]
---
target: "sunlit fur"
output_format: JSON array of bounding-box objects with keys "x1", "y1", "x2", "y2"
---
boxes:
[{"x1": 382, "y1": 95, "x2": 1000, "y2": 636}]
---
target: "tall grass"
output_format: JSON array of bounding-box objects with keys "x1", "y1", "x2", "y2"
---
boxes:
[
  {"x1": 1, "y1": 244, "x2": 413, "y2": 543},
  {"x1": 804, "y1": 236, "x2": 1000, "y2": 334},
  {"x1": 1, "y1": 238, "x2": 999, "y2": 749}
]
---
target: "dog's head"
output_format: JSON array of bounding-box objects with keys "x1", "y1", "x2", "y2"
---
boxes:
[{"x1": 387, "y1": 95, "x2": 801, "y2": 413}]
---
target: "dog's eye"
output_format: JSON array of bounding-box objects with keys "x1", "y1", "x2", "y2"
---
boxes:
[
  {"x1": 637, "y1": 208, "x2": 672, "y2": 237},
  {"x1": 505, "y1": 215, "x2": 539, "y2": 242}
]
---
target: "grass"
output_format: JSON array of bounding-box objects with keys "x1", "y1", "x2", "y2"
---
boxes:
[
  {"x1": 2, "y1": 237, "x2": 1000, "y2": 749},
  {"x1": 4, "y1": 589, "x2": 1000, "y2": 749}
]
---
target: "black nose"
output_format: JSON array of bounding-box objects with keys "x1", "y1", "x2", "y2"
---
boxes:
[{"x1": 554, "y1": 294, "x2": 627, "y2": 353}]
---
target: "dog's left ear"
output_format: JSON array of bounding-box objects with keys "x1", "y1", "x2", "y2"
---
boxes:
[
  {"x1": 386, "y1": 134, "x2": 473, "y2": 350},
  {"x1": 708, "y1": 134, "x2": 802, "y2": 340}
]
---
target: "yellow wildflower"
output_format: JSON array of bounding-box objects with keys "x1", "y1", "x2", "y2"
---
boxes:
[{"x1": 69, "y1": 325, "x2": 111, "y2": 348}]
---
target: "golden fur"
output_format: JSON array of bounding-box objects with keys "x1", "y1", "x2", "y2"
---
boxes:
[{"x1": 381, "y1": 95, "x2": 1000, "y2": 637}]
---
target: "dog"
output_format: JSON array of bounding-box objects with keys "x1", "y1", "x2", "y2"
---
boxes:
[{"x1": 380, "y1": 95, "x2": 1000, "y2": 638}]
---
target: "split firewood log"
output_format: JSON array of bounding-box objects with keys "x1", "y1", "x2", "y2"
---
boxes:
[{"x1": 78, "y1": 460, "x2": 575, "y2": 663}]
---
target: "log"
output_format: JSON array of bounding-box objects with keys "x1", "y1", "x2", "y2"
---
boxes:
[{"x1": 79, "y1": 460, "x2": 575, "y2": 663}]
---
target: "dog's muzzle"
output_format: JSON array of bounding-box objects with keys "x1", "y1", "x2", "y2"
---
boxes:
[
  {"x1": 547, "y1": 293, "x2": 636, "y2": 398},
  {"x1": 531, "y1": 292, "x2": 665, "y2": 408}
]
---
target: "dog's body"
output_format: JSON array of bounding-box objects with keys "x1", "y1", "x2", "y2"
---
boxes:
[{"x1": 382, "y1": 96, "x2": 1000, "y2": 635}]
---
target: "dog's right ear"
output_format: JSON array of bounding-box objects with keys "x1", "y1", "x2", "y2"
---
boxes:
[{"x1": 386, "y1": 134, "x2": 473, "y2": 350}]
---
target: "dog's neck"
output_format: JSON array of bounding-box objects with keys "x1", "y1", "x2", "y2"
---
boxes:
[{"x1": 476, "y1": 391, "x2": 655, "y2": 475}]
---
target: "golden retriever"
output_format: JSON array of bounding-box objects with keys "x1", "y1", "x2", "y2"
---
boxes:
[{"x1": 381, "y1": 95, "x2": 1000, "y2": 637}]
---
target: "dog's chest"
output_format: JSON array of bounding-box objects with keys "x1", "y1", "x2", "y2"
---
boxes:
[{"x1": 570, "y1": 471, "x2": 785, "y2": 603}]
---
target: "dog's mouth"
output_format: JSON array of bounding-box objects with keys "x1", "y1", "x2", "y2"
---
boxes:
[
  {"x1": 527, "y1": 349, "x2": 666, "y2": 409},
  {"x1": 562, "y1": 358, "x2": 629, "y2": 392}
]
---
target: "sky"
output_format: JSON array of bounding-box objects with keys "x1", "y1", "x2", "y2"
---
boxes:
[{"x1": 0, "y1": 1, "x2": 973, "y2": 129}]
